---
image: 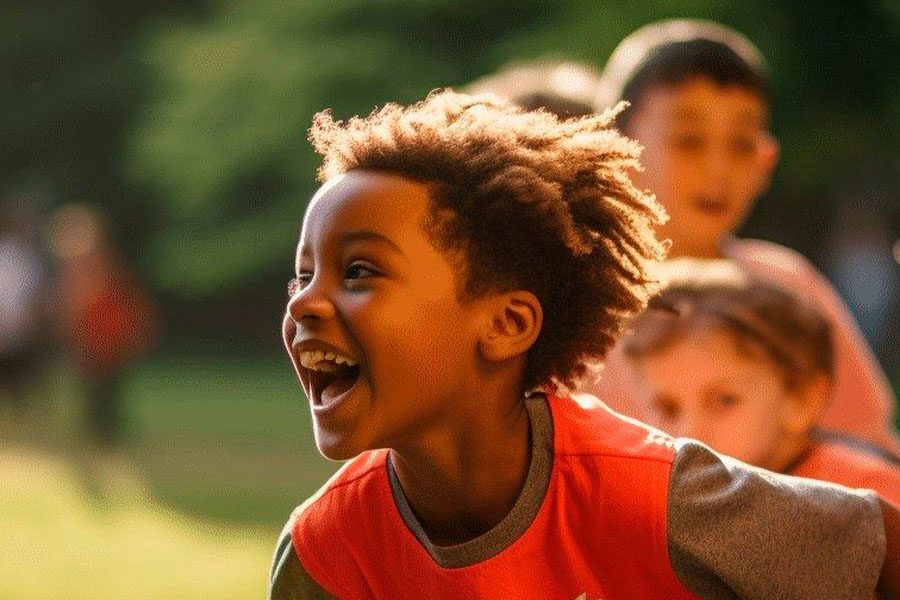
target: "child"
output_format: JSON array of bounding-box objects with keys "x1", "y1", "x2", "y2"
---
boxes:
[
  {"x1": 463, "y1": 59, "x2": 601, "y2": 119},
  {"x1": 622, "y1": 259, "x2": 900, "y2": 505},
  {"x1": 270, "y1": 90, "x2": 897, "y2": 599},
  {"x1": 584, "y1": 19, "x2": 899, "y2": 454}
]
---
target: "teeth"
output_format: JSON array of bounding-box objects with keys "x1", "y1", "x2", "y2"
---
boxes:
[{"x1": 298, "y1": 349, "x2": 358, "y2": 371}]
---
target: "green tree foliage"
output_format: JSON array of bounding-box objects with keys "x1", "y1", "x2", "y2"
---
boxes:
[
  {"x1": 126, "y1": 0, "x2": 553, "y2": 296},
  {"x1": 127, "y1": 0, "x2": 899, "y2": 301},
  {"x1": 6, "y1": 1, "x2": 897, "y2": 346}
]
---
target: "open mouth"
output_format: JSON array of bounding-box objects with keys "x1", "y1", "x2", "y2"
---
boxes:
[
  {"x1": 298, "y1": 349, "x2": 362, "y2": 411},
  {"x1": 693, "y1": 198, "x2": 728, "y2": 216}
]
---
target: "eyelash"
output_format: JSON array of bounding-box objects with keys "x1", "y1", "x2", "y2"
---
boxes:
[
  {"x1": 286, "y1": 275, "x2": 310, "y2": 298},
  {"x1": 345, "y1": 262, "x2": 378, "y2": 280},
  {"x1": 285, "y1": 262, "x2": 380, "y2": 298}
]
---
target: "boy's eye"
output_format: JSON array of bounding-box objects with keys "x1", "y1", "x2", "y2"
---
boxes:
[
  {"x1": 672, "y1": 133, "x2": 705, "y2": 151},
  {"x1": 731, "y1": 137, "x2": 756, "y2": 156},
  {"x1": 286, "y1": 273, "x2": 312, "y2": 298},
  {"x1": 653, "y1": 396, "x2": 680, "y2": 421},
  {"x1": 344, "y1": 261, "x2": 379, "y2": 281},
  {"x1": 714, "y1": 393, "x2": 740, "y2": 408}
]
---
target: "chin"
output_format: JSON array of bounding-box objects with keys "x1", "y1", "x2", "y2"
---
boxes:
[{"x1": 314, "y1": 427, "x2": 366, "y2": 461}]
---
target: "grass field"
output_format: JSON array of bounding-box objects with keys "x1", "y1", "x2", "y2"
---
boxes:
[
  {"x1": 0, "y1": 449, "x2": 273, "y2": 599},
  {"x1": 0, "y1": 355, "x2": 339, "y2": 599}
]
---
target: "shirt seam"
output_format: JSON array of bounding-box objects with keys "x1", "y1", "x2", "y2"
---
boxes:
[{"x1": 555, "y1": 450, "x2": 674, "y2": 465}]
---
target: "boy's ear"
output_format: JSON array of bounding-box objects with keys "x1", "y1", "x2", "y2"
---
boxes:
[
  {"x1": 478, "y1": 291, "x2": 543, "y2": 363},
  {"x1": 782, "y1": 372, "x2": 831, "y2": 435},
  {"x1": 752, "y1": 132, "x2": 780, "y2": 197}
]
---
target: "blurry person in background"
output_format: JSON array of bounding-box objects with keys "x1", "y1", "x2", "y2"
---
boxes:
[
  {"x1": 622, "y1": 259, "x2": 900, "y2": 505},
  {"x1": 0, "y1": 196, "x2": 53, "y2": 406},
  {"x1": 583, "y1": 19, "x2": 899, "y2": 453},
  {"x1": 828, "y1": 194, "x2": 899, "y2": 367},
  {"x1": 49, "y1": 203, "x2": 160, "y2": 449},
  {"x1": 463, "y1": 58, "x2": 602, "y2": 119}
]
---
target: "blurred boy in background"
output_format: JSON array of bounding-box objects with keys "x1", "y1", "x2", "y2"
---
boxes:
[
  {"x1": 586, "y1": 19, "x2": 898, "y2": 453},
  {"x1": 623, "y1": 259, "x2": 899, "y2": 504},
  {"x1": 463, "y1": 59, "x2": 601, "y2": 119},
  {"x1": 0, "y1": 198, "x2": 52, "y2": 405}
]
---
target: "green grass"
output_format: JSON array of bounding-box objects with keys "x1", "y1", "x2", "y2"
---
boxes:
[
  {"x1": 0, "y1": 450, "x2": 273, "y2": 600},
  {"x1": 121, "y1": 356, "x2": 340, "y2": 525},
  {"x1": 0, "y1": 355, "x2": 340, "y2": 599}
]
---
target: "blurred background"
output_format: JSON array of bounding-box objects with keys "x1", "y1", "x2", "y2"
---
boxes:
[{"x1": 1, "y1": 1, "x2": 898, "y2": 597}]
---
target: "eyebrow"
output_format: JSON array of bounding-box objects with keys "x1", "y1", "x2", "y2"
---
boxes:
[
  {"x1": 672, "y1": 107, "x2": 763, "y2": 127},
  {"x1": 296, "y1": 228, "x2": 407, "y2": 271},
  {"x1": 340, "y1": 229, "x2": 405, "y2": 255}
]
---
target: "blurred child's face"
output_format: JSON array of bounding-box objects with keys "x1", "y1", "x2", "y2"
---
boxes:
[
  {"x1": 282, "y1": 171, "x2": 487, "y2": 460},
  {"x1": 626, "y1": 77, "x2": 778, "y2": 256},
  {"x1": 633, "y1": 326, "x2": 798, "y2": 470}
]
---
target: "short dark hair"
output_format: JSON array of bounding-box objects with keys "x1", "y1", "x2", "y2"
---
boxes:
[
  {"x1": 599, "y1": 20, "x2": 768, "y2": 130},
  {"x1": 463, "y1": 60, "x2": 602, "y2": 119},
  {"x1": 623, "y1": 260, "x2": 833, "y2": 390},
  {"x1": 309, "y1": 90, "x2": 666, "y2": 392}
]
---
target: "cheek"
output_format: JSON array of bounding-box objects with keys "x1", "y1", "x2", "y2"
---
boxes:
[
  {"x1": 720, "y1": 406, "x2": 781, "y2": 462},
  {"x1": 357, "y1": 294, "x2": 472, "y2": 378},
  {"x1": 644, "y1": 152, "x2": 692, "y2": 209},
  {"x1": 731, "y1": 171, "x2": 761, "y2": 207}
]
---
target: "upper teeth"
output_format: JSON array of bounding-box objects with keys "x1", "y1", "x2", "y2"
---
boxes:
[{"x1": 299, "y1": 350, "x2": 358, "y2": 371}]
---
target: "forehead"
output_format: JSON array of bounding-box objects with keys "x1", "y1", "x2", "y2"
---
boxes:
[
  {"x1": 299, "y1": 170, "x2": 432, "y2": 254},
  {"x1": 637, "y1": 77, "x2": 768, "y2": 125},
  {"x1": 644, "y1": 324, "x2": 762, "y2": 373}
]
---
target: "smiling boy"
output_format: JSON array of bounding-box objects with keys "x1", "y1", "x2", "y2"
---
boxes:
[
  {"x1": 586, "y1": 19, "x2": 898, "y2": 454},
  {"x1": 621, "y1": 259, "x2": 900, "y2": 505},
  {"x1": 270, "y1": 91, "x2": 896, "y2": 599}
]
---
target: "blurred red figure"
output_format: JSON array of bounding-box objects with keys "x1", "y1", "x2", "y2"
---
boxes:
[{"x1": 50, "y1": 204, "x2": 159, "y2": 447}]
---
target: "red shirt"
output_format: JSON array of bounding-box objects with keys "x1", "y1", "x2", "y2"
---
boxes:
[
  {"x1": 791, "y1": 438, "x2": 900, "y2": 505},
  {"x1": 289, "y1": 395, "x2": 697, "y2": 599}
]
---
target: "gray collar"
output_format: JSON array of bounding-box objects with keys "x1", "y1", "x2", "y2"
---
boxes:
[{"x1": 386, "y1": 395, "x2": 554, "y2": 568}]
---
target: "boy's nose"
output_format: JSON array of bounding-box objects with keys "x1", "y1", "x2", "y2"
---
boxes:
[
  {"x1": 700, "y1": 145, "x2": 734, "y2": 183},
  {"x1": 286, "y1": 279, "x2": 336, "y2": 323},
  {"x1": 679, "y1": 414, "x2": 707, "y2": 441}
]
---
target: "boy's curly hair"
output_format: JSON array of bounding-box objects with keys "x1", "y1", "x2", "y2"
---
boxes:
[{"x1": 309, "y1": 89, "x2": 667, "y2": 393}]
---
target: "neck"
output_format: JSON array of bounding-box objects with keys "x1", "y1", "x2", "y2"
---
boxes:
[
  {"x1": 768, "y1": 432, "x2": 815, "y2": 474},
  {"x1": 389, "y1": 378, "x2": 532, "y2": 546},
  {"x1": 662, "y1": 226, "x2": 734, "y2": 259},
  {"x1": 666, "y1": 237, "x2": 726, "y2": 259}
]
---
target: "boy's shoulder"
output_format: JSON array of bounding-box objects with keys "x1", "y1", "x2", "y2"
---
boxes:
[
  {"x1": 275, "y1": 450, "x2": 392, "y2": 597},
  {"x1": 292, "y1": 449, "x2": 390, "y2": 526},
  {"x1": 550, "y1": 393, "x2": 676, "y2": 464},
  {"x1": 795, "y1": 438, "x2": 900, "y2": 504},
  {"x1": 726, "y1": 236, "x2": 816, "y2": 278}
]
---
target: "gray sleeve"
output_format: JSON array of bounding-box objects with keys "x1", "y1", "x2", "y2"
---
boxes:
[
  {"x1": 269, "y1": 521, "x2": 335, "y2": 600},
  {"x1": 667, "y1": 439, "x2": 885, "y2": 600}
]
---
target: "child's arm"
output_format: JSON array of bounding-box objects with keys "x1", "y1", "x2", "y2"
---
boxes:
[
  {"x1": 877, "y1": 497, "x2": 900, "y2": 599},
  {"x1": 668, "y1": 439, "x2": 885, "y2": 599}
]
